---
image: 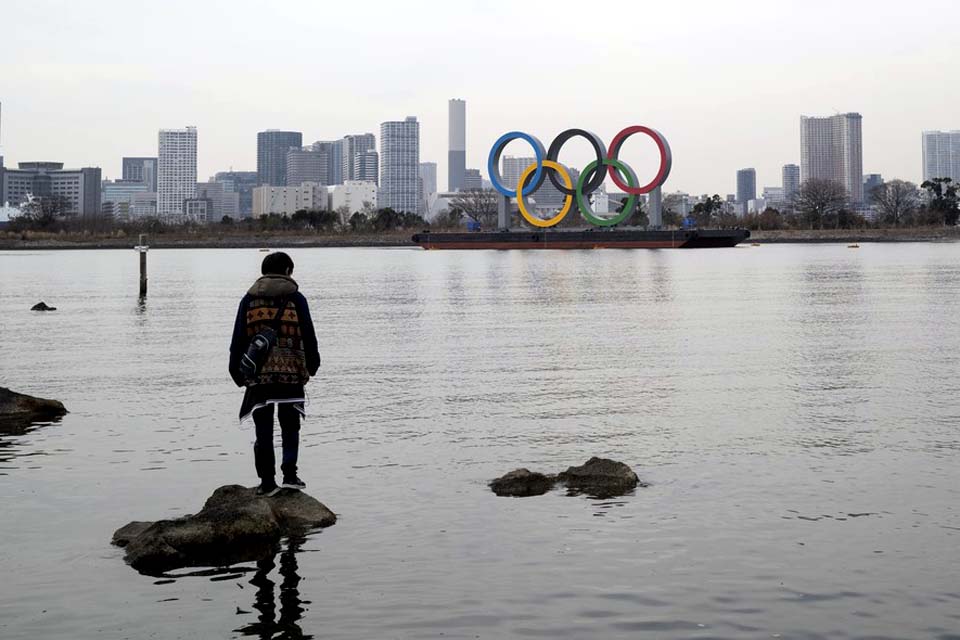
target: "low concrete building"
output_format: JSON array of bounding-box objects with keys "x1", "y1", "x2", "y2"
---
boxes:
[
  {"x1": 327, "y1": 180, "x2": 377, "y2": 214},
  {"x1": 252, "y1": 182, "x2": 326, "y2": 216},
  {"x1": 184, "y1": 197, "x2": 213, "y2": 223},
  {"x1": 1, "y1": 162, "x2": 101, "y2": 216}
]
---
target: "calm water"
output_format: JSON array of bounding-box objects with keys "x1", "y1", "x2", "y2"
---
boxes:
[{"x1": 1, "y1": 244, "x2": 959, "y2": 640}]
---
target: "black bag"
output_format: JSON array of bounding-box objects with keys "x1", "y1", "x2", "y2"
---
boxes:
[{"x1": 238, "y1": 297, "x2": 288, "y2": 384}]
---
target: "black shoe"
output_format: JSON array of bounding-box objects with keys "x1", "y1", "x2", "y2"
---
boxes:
[
  {"x1": 256, "y1": 481, "x2": 281, "y2": 497},
  {"x1": 281, "y1": 475, "x2": 306, "y2": 491}
]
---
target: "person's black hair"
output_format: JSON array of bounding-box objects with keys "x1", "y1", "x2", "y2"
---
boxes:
[{"x1": 262, "y1": 252, "x2": 294, "y2": 275}]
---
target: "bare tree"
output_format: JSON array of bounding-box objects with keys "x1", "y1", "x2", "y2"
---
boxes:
[
  {"x1": 791, "y1": 179, "x2": 849, "y2": 229},
  {"x1": 450, "y1": 188, "x2": 499, "y2": 228},
  {"x1": 871, "y1": 180, "x2": 919, "y2": 227}
]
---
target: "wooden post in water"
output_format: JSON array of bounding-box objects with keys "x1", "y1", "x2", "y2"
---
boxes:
[{"x1": 136, "y1": 234, "x2": 149, "y2": 297}]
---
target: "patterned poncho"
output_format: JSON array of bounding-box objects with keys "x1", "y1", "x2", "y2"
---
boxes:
[{"x1": 229, "y1": 274, "x2": 321, "y2": 421}]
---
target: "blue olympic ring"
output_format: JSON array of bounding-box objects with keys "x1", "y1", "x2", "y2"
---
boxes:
[{"x1": 487, "y1": 131, "x2": 546, "y2": 198}]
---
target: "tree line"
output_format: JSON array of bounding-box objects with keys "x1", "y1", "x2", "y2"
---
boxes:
[
  {"x1": 674, "y1": 177, "x2": 959, "y2": 230},
  {"x1": 6, "y1": 178, "x2": 958, "y2": 234}
]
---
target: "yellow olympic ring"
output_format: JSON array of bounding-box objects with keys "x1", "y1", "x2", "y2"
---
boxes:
[{"x1": 516, "y1": 160, "x2": 574, "y2": 228}]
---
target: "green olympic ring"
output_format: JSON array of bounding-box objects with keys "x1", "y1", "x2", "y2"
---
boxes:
[{"x1": 576, "y1": 158, "x2": 638, "y2": 227}]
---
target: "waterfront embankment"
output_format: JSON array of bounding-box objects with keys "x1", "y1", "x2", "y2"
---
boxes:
[{"x1": 1, "y1": 227, "x2": 957, "y2": 250}]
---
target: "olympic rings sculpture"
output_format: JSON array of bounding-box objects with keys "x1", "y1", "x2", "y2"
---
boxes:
[{"x1": 487, "y1": 126, "x2": 672, "y2": 228}]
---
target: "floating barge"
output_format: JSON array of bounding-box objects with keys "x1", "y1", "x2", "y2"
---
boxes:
[{"x1": 411, "y1": 228, "x2": 750, "y2": 250}]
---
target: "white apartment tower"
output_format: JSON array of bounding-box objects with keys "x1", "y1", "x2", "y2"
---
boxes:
[
  {"x1": 922, "y1": 131, "x2": 960, "y2": 183},
  {"x1": 800, "y1": 113, "x2": 863, "y2": 203},
  {"x1": 157, "y1": 127, "x2": 198, "y2": 217},
  {"x1": 380, "y1": 117, "x2": 421, "y2": 214}
]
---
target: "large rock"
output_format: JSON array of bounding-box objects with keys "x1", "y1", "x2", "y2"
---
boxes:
[
  {"x1": 0, "y1": 387, "x2": 67, "y2": 434},
  {"x1": 113, "y1": 484, "x2": 336, "y2": 575},
  {"x1": 558, "y1": 457, "x2": 642, "y2": 498},
  {"x1": 489, "y1": 468, "x2": 557, "y2": 497},
  {"x1": 31, "y1": 301, "x2": 57, "y2": 311}
]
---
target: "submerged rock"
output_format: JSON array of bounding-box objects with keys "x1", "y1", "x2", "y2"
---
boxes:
[
  {"x1": 30, "y1": 301, "x2": 57, "y2": 311},
  {"x1": 0, "y1": 387, "x2": 67, "y2": 434},
  {"x1": 489, "y1": 468, "x2": 557, "y2": 497},
  {"x1": 113, "y1": 484, "x2": 336, "y2": 575},
  {"x1": 558, "y1": 457, "x2": 642, "y2": 497}
]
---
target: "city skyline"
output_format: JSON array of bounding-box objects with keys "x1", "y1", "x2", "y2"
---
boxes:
[{"x1": 1, "y1": 1, "x2": 957, "y2": 197}]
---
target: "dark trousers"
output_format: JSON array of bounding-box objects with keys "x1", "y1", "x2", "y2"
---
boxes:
[{"x1": 253, "y1": 403, "x2": 301, "y2": 481}]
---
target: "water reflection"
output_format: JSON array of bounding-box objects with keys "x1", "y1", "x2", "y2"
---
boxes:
[{"x1": 235, "y1": 537, "x2": 311, "y2": 639}]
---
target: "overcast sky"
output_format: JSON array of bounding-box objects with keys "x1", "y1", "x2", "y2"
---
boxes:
[{"x1": 1, "y1": 0, "x2": 957, "y2": 195}]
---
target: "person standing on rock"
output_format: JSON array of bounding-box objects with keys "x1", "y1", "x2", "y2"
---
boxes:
[{"x1": 229, "y1": 252, "x2": 321, "y2": 496}]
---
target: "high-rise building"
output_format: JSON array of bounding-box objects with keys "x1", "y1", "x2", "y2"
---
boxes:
[
  {"x1": 354, "y1": 150, "x2": 379, "y2": 185},
  {"x1": 419, "y1": 161, "x2": 437, "y2": 216},
  {"x1": 448, "y1": 99, "x2": 466, "y2": 191},
  {"x1": 213, "y1": 171, "x2": 257, "y2": 218},
  {"x1": 257, "y1": 130, "x2": 302, "y2": 187},
  {"x1": 922, "y1": 130, "x2": 960, "y2": 183},
  {"x1": 463, "y1": 168, "x2": 482, "y2": 191},
  {"x1": 800, "y1": 113, "x2": 863, "y2": 203},
  {"x1": 312, "y1": 140, "x2": 343, "y2": 185},
  {"x1": 157, "y1": 127, "x2": 198, "y2": 218},
  {"x1": 501, "y1": 156, "x2": 537, "y2": 194},
  {"x1": 862, "y1": 174, "x2": 884, "y2": 206},
  {"x1": 534, "y1": 167, "x2": 579, "y2": 211},
  {"x1": 380, "y1": 116, "x2": 420, "y2": 214},
  {"x1": 285, "y1": 147, "x2": 328, "y2": 187},
  {"x1": 1, "y1": 162, "x2": 101, "y2": 216},
  {"x1": 122, "y1": 157, "x2": 158, "y2": 192},
  {"x1": 196, "y1": 181, "x2": 240, "y2": 220},
  {"x1": 736, "y1": 168, "x2": 757, "y2": 208},
  {"x1": 342, "y1": 134, "x2": 376, "y2": 182},
  {"x1": 782, "y1": 163, "x2": 801, "y2": 201},
  {"x1": 419, "y1": 162, "x2": 437, "y2": 197}
]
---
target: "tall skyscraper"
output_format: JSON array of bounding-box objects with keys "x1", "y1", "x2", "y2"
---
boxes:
[
  {"x1": 342, "y1": 134, "x2": 376, "y2": 182},
  {"x1": 354, "y1": 150, "x2": 379, "y2": 185},
  {"x1": 863, "y1": 174, "x2": 884, "y2": 205},
  {"x1": 285, "y1": 147, "x2": 328, "y2": 186},
  {"x1": 122, "y1": 157, "x2": 158, "y2": 192},
  {"x1": 419, "y1": 162, "x2": 437, "y2": 197},
  {"x1": 922, "y1": 130, "x2": 960, "y2": 183},
  {"x1": 782, "y1": 163, "x2": 800, "y2": 201},
  {"x1": 157, "y1": 127, "x2": 197, "y2": 217},
  {"x1": 448, "y1": 99, "x2": 466, "y2": 192},
  {"x1": 501, "y1": 156, "x2": 537, "y2": 194},
  {"x1": 312, "y1": 140, "x2": 343, "y2": 185},
  {"x1": 380, "y1": 116, "x2": 420, "y2": 214},
  {"x1": 534, "y1": 167, "x2": 579, "y2": 211},
  {"x1": 736, "y1": 168, "x2": 757, "y2": 207},
  {"x1": 800, "y1": 113, "x2": 863, "y2": 202},
  {"x1": 196, "y1": 180, "x2": 240, "y2": 219},
  {"x1": 257, "y1": 130, "x2": 302, "y2": 187},
  {"x1": 213, "y1": 171, "x2": 257, "y2": 218}
]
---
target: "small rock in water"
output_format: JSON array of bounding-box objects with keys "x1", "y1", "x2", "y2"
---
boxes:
[
  {"x1": 0, "y1": 387, "x2": 68, "y2": 434},
  {"x1": 558, "y1": 457, "x2": 642, "y2": 498},
  {"x1": 112, "y1": 484, "x2": 336, "y2": 575},
  {"x1": 489, "y1": 469, "x2": 557, "y2": 497},
  {"x1": 31, "y1": 301, "x2": 57, "y2": 311}
]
